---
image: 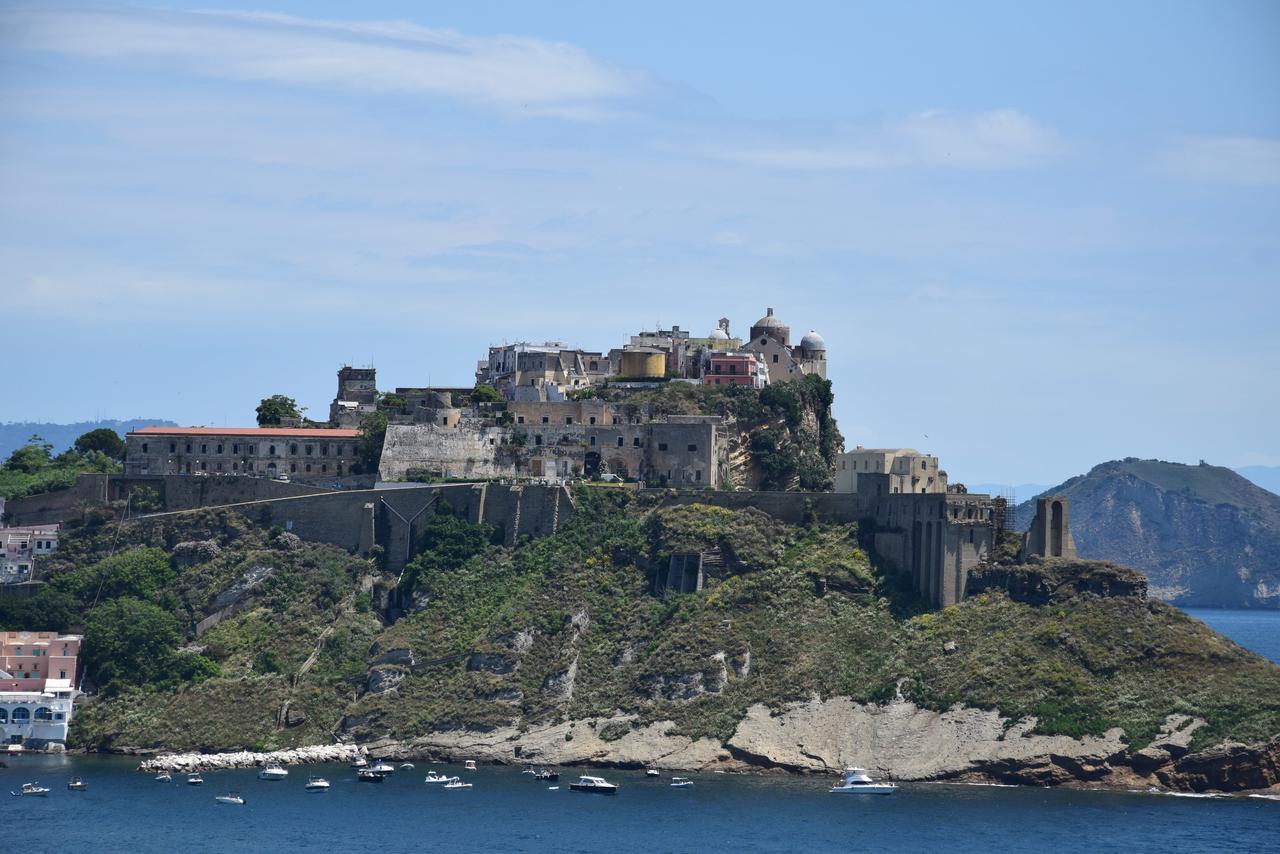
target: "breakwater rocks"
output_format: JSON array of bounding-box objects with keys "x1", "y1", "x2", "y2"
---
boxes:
[
  {"x1": 137, "y1": 744, "x2": 364, "y2": 773},
  {"x1": 357, "y1": 698, "x2": 1280, "y2": 795}
]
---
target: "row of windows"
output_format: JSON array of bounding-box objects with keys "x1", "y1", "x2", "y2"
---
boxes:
[
  {"x1": 0, "y1": 707, "x2": 65, "y2": 723},
  {"x1": 147, "y1": 442, "x2": 351, "y2": 457},
  {"x1": 518, "y1": 415, "x2": 621, "y2": 426},
  {"x1": 182, "y1": 461, "x2": 341, "y2": 475}
]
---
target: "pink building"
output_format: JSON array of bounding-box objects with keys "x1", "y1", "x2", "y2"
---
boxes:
[
  {"x1": 0, "y1": 631, "x2": 82, "y2": 748},
  {"x1": 704, "y1": 352, "x2": 767, "y2": 389}
]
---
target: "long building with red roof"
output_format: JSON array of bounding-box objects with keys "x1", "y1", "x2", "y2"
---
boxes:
[{"x1": 124, "y1": 426, "x2": 361, "y2": 478}]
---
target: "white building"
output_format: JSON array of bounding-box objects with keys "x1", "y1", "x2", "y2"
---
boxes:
[
  {"x1": 0, "y1": 525, "x2": 59, "y2": 584},
  {"x1": 836, "y1": 447, "x2": 947, "y2": 495}
]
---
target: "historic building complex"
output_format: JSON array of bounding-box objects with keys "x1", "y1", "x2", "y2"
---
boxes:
[{"x1": 124, "y1": 426, "x2": 360, "y2": 478}]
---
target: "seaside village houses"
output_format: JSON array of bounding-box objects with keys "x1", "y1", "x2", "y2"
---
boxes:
[{"x1": 0, "y1": 631, "x2": 82, "y2": 749}]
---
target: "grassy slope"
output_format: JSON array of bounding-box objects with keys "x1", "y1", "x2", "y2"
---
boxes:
[{"x1": 42, "y1": 492, "x2": 1280, "y2": 756}]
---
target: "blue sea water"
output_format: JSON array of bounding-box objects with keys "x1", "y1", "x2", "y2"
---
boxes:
[{"x1": 1, "y1": 610, "x2": 1277, "y2": 853}]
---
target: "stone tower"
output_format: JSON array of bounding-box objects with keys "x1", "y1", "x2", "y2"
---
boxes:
[{"x1": 1020, "y1": 496, "x2": 1078, "y2": 560}]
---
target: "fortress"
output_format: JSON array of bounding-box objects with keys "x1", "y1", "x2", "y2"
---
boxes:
[{"x1": 7, "y1": 306, "x2": 1074, "y2": 609}]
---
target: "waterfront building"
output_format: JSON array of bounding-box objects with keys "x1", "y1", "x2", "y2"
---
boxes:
[{"x1": 0, "y1": 631, "x2": 82, "y2": 748}]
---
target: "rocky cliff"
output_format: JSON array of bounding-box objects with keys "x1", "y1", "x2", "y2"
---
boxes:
[
  {"x1": 1016, "y1": 459, "x2": 1280, "y2": 608},
  {"x1": 19, "y1": 491, "x2": 1280, "y2": 793}
]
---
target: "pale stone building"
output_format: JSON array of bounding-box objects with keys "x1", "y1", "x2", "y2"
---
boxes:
[
  {"x1": 476, "y1": 343, "x2": 609, "y2": 401},
  {"x1": 836, "y1": 447, "x2": 947, "y2": 495},
  {"x1": 744, "y1": 308, "x2": 828, "y2": 385},
  {"x1": 125, "y1": 426, "x2": 361, "y2": 479},
  {"x1": 329, "y1": 366, "x2": 378, "y2": 427}
]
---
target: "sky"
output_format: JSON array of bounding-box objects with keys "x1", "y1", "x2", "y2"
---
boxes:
[{"x1": 2, "y1": 1, "x2": 1277, "y2": 485}]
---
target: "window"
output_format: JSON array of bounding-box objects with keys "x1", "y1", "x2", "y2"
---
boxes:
[
  {"x1": 517, "y1": 416, "x2": 525, "y2": 424},
  {"x1": 633, "y1": 437, "x2": 641, "y2": 447},
  {"x1": 248, "y1": 445, "x2": 256, "y2": 455},
  {"x1": 714, "y1": 364, "x2": 722, "y2": 374},
  {"x1": 688, "y1": 444, "x2": 697, "y2": 452},
  {"x1": 541, "y1": 416, "x2": 549, "y2": 424},
  {"x1": 170, "y1": 442, "x2": 176, "y2": 453},
  {"x1": 321, "y1": 445, "x2": 328, "y2": 456},
  {"x1": 290, "y1": 444, "x2": 298, "y2": 455},
  {"x1": 714, "y1": 378, "x2": 720, "y2": 385},
  {"x1": 200, "y1": 461, "x2": 207, "y2": 471},
  {"x1": 489, "y1": 438, "x2": 496, "y2": 446},
  {"x1": 535, "y1": 435, "x2": 543, "y2": 446},
  {"x1": 695, "y1": 470, "x2": 702, "y2": 482},
  {"x1": 921, "y1": 460, "x2": 927, "y2": 470},
  {"x1": 589, "y1": 416, "x2": 596, "y2": 425},
  {"x1": 268, "y1": 445, "x2": 276, "y2": 456},
  {"x1": 233, "y1": 443, "x2": 239, "y2": 454},
  {"x1": 761, "y1": 338, "x2": 767, "y2": 345},
  {"x1": 729, "y1": 365, "x2": 738, "y2": 375},
  {"x1": 186, "y1": 443, "x2": 192, "y2": 453},
  {"x1": 232, "y1": 463, "x2": 238, "y2": 472},
  {"x1": 142, "y1": 442, "x2": 149, "y2": 453},
  {"x1": 617, "y1": 437, "x2": 624, "y2": 447},
  {"x1": 201, "y1": 444, "x2": 208, "y2": 453},
  {"x1": 216, "y1": 462, "x2": 222, "y2": 471},
  {"x1": 565, "y1": 417, "x2": 573, "y2": 425},
  {"x1": 442, "y1": 417, "x2": 449, "y2": 426},
  {"x1": 291, "y1": 463, "x2": 297, "y2": 473},
  {"x1": 772, "y1": 354, "x2": 779, "y2": 363},
  {"x1": 305, "y1": 444, "x2": 313, "y2": 455},
  {"x1": 305, "y1": 464, "x2": 312, "y2": 472},
  {"x1": 216, "y1": 444, "x2": 223, "y2": 454},
  {"x1": 658, "y1": 443, "x2": 668, "y2": 451},
  {"x1": 589, "y1": 361, "x2": 598, "y2": 371},
  {"x1": 589, "y1": 436, "x2": 596, "y2": 446},
  {"x1": 59, "y1": 670, "x2": 66, "y2": 679}
]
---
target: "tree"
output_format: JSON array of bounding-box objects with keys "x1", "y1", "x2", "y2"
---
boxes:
[
  {"x1": 357, "y1": 410, "x2": 389, "y2": 472},
  {"x1": 5, "y1": 437, "x2": 52, "y2": 473},
  {"x1": 472, "y1": 383, "x2": 503, "y2": 404},
  {"x1": 74, "y1": 428, "x2": 125, "y2": 460},
  {"x1": 256, "y1": 395, "x2": 302, "y2": 426},
  {"x1": 61, "y1": 547, "x2": 175, "y2": 604},
  {"x1": 83, "y1": 598, "x2": 181, "y2": 688}
]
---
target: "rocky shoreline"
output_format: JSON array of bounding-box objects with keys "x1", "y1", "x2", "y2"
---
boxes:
[{"x1": 129, "y1": 698, "x2": 1280, "y2": 795}]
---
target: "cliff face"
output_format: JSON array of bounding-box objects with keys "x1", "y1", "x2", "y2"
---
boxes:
[
  {"x1": 1016, "y1": 459, "x2": 1280, "y2": 608},
  {"x1": 48, "y1": 492, "x2": 1280, "y2": 792}
]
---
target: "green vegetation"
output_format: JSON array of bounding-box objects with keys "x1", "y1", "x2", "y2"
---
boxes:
[
  {"x1": 255, "y1": 394, "x2": 302, "y2": 426},
  {"x1": 472, "y1": 383, "x2": 504, "y2": 404},
  {"x1": 73, "y1": 428, "x2": 125, "y2": 460},
  {"x1": 357, "y1": 411, "x2": 389, "y2": 473},
  {"x1": 8, "y1": 488, "x2": 1276, "y2": 759},
  {"x1": 0, "y1": 434, "x2": 121, "y2": 500}
]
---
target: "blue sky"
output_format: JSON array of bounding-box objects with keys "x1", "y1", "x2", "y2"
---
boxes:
[{"x1": 2, "y1": 1, "x2": 1277, "y2": 485}]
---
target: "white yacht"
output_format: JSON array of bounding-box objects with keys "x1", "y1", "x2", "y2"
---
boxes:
[
  {"x1": 215, "y1": 792, "x2": 246, "y2": 805},
  {"x1": 670, "y1": 777, "x2": 693, "y2": 788},
  {"x1": 369, "y1": 760, "x2": 395, "y2": 775},
  {"x1": 305, "y1": 776, "x2": 330, "y2": 792},
  {"x1": 258, "y1": 763, "x2": 289, "y2": 781},
  {"x1": 829, "y1": 767, "x2": 897, "y2": 795},
  {"x1": 464, "y1": 760, "x2": 477, "y2": 771},
  {"x1": 424, "y1": 771, "x2": 458, "y2": 785},
  {"x1": 645, "y1": 768, "x2": 660, "y2": 777},
  {"x1": 18, "y1": 783, "x2": 50, "y2": 797},
  {"x1": 569, "y1": 775, "x2": 618, "y2": 795},
  {"x1": 186, "y1": 773, "x2": 204, "y2": 786},
  {"x1": 154, "y1": 771, "x2": 172, "y2": 783},
  {"x1": 350, "y1": 756, "x2": 369, "y2": 770}
]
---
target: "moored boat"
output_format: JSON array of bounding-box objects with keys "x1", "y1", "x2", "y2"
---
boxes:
[
  {"x1": 215, "y1": 792, "x2": 246, "y2": 805},
  {"x1": 443, "y1": 779, "x2": 473, "y2": 790},
  {"x1": 187, "y1": 774, "x2": 204, "y2": 786},
  {"x1": 350, "y1": 756, "x2": 369, "y2": 770},
  {"x1": 569, "y1": 775, "x2": 618, "y2": 795},
  {"x1": 670, "y1": 777, "x2": 693, "y2": 788},
  {"x1": 67, "y1": 777, "x2": 87, "y2": 791},
  {"x1": 464, "y1": 760, "x2": 477, "y2": 771},
  {"x1": 258, "y1": 763, "x2": 289, "y2": 781},
  {"x1": 17, "y1": 782, "x2": 50, "y2": 797},
  {"x1": 369, "y1": 760, "x2": 395, "y2": 775},
  {"x1": 534, "y1": 769, "x2": 559, "y2": 782},
  {"x1": 305, "y1": 776, "x2": 330, "y2": 791},
  {"x1": 358, "y1": 769, "x2": 386, "y2": 783},
  {"x1": 154, "y1": 771, "x2": 172, "y2": 783},
  {"x1": 399, "y1": 763, "x2": 415, "y2": 770},
  {"x1": 424, "y1": 771, "x2": 456, "y2": 785},
  {"x1": 829, "y1": 767, "x2": 897, "y2": 795},
  {"x1": 645, "y1": 768, "x2": 660, "y2": 777}
]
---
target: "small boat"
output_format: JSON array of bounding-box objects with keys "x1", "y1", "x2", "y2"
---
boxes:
[
  {"x1": 424, "y1": 771, "x2": 455, "y2": 784},
  {"x1": 569, "y1": 774, "x2": 618, "y2": 795},
  {"x1": 155, "y1": 771, "x2": 172, "y2": 783},
  {"x1": 443, "y1": 779, "x2": 473, "y2": 790},
  {"x1": 464, "y1": 760, "x2": 477, "y2": 771},
  {"x1": 369, "y1": 760, "x2": 395, "y2": 774},
  {"x1": 187, "y1": 774, "x2": 205, "y2": 786},
  {"x1": 534, "y1": 769, "x2": 559, "y2": 782},
  {"x1": 17, "y1": 783, "x2": 50, "y2": 797},
  {"x1": 357, "y1": 769, "x2": 386, "y2": 783},
  {"x1": 215, "y1": 792, "x2": 245, "y2": 805},
  {"x1": 67, "y1": 777, "x2": 88, "y2": 791},
  {"x1": 829, "y1": 767, "x2": 897, "y2": 795},
  {"x1": 399, "y1": 763, "x2": 415, "y2": 770},
  {"x1": 670, "y1": 777, "x2": 693, "y2": 788},
  {"x1": 521, "y1": 764, "x2": 536, "y2": 775},
  {"x1": 258, "y1": 763, "x2": 289, "y2": 781},
  {"x1": 350, "y1": 756, "x2": 369, "y2": 770},
  {"x1": 645, "y1": 768, "x2": 660, "y2": 777},
  {"x1": 305, "y1": 776, "x2": 330, "y2": 792}
]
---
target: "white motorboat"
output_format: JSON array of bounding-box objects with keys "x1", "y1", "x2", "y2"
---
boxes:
[
  {"x1": 357, "y1": 769, "x2": 386, "y2": 783},
  {"x1": 155, "y1": 771, "x2": 172, "y2": 783},
  {"x1": 399, "y1": 763, "x2": 415, "y2": 770},
  {"x1": 829, "y1": 767, "x2": 897, "y2": 795},
  {"x1": 67, "y1": 777, "x2": 88, "y2": 791},
  {"x1": 18, "y1": 783, "x2": 50, "y2": 797},
  {"x1": 369, "y1": 760, "x2": 395, "y2": 774},
  {"x1": 424, "y1": 771, "x2": 456, "y2": 785},
  {"x1": 187, "y1": 774, "x2": 205, "y2": 786},
  {"x1": 645, "y1": 768, "x2": 660, "y2": 777},
  {"x1": 215, "y1": 792, "x2": 246, "y2": 805},
  {"x1": 258, "y1": 763, "x2": 289, "y2": 781},
  {"x1": 305, "y1": 776, "x2": 330, "y2": 791},
  {"x1": 670, "y1": 777, "x2": 693, "y2": 788},
  {"x1": 464, "y1": 760, "x2": 477, "y2": 771},
  {"x1": 443, "y1": 779, "x2": 473, "y2": 790},
  {"x1": 350, "y1": 756, "x2": 369, "y2": 770},
  {"x1": 569, "y1": 775, "x2": 618, "y2": 795}
]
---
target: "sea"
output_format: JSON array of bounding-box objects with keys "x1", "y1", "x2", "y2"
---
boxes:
[{"x1": 0, "y1": 609, "x2": 1276, "y2": 854}]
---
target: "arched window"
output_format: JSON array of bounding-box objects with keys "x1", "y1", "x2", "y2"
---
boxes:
[
  {"x1": 34, "y1": 707, "x2": 52, "y2": 721},
  {"x1": 0, "y1": 708, "x2": 7, "y2": 723},
  {"x1": 268, "y1": 445, "x2": 277, "y2": 456},
  {"x1": 12, "y1": 707, "x2": 30, "y2": 721},
  {"x1": 290, "y1": 444, "x2": 298, "y2": 455}
]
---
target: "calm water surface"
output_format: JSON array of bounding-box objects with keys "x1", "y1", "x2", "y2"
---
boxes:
[{"x1": 2, "y1": 610, "x2": 1277, "y2": 853}]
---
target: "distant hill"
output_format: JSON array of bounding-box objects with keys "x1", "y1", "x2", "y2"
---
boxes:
[
  {"x1": 0, "y1": 419, "x2": 176, "y2": 460},
  {"x1": 1015, "y1": 458, "x2": 1280, "y2": 608},
  {"x1": 1236, "y1": 466, "x2": 1280, "y2": 497}
]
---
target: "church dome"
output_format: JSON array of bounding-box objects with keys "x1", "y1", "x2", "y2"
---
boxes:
[
  {"x1": 752, "y1": 307, "x2": 787, "y2": 329},
  {"x1": 709, "y1": 327, "x2": 729, "y2": 341},
  {"x1": 799, "y1": 330, "x2": 826, "y2": 351}
]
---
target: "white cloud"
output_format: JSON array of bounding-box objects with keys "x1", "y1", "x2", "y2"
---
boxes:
[
  {"x1": 4, "y1": 7, "x2": 643, "y2": 118},
  {"x1": 711, "y1": 109, "x2": 1063, "y2": 171},
  {"x1": 1154, "y1": 135, "x2": 1280, "y2": 187}
]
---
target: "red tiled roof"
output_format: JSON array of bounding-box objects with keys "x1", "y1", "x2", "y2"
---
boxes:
[{"x1": 128, "y1": 426, "x2": 360, "y2": 438}]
